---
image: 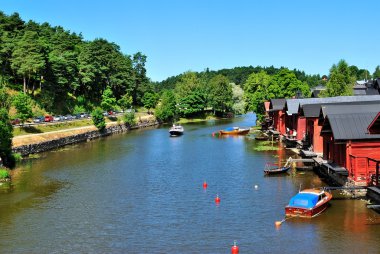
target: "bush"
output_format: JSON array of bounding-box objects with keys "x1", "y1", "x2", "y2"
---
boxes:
[
  {"x1": 124, "y1": 112, "x2": 136, "y2": 126},
  {"x1": 0, "y1": 169, "x2": 10, "y2": 179},
  {"x1": 91, "y1": 107, "x2": 106, "y2": 131}
]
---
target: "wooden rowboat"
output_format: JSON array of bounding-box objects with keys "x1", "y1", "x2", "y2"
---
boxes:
[
  {"x1": 264, "y1": 163, "x2": 290, "y2": 175},
  {"x1": 219, "y1": 127, "x2": 250, "y2": 135}
]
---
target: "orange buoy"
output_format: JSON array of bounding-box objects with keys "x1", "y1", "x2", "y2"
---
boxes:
[
  {"x1": 203, "y1": 181, "x2": 208, "y2": 189},
  {"x1": 231, "y1": 240, "x2": 239, "y2": 254},
  {"x1": 215, "y1": 194, "x2": 221, "y2": 204}
]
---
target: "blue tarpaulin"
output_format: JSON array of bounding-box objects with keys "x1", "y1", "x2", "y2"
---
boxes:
[
  {"x1": 225, "y1": 127, "x2": 235, "y2": 131},
  {"x1": 288, "y1": 193, "x2": 318, "y2": 208}
]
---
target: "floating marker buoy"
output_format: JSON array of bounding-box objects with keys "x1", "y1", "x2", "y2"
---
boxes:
[
  {"x1": 203, "y1": 181, "x2": 208, "y2": 189},
  {"x1": 215, "y1": 194, "x2": 221, "y2": 204},
  {"x1": 231, "y1": 240, "x2": 239, "y2": 254},
  {"x1": 275, "y1": 219, "x2": 285, "y2": 227},
  {"x1": 254, "y1": 184, "x2": 258, "y2": 189},
  {"x1": 212, "y1": 132, "x2": 215, "y2": 137}
]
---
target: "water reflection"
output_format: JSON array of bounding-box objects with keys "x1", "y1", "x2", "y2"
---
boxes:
[{"x1": 0, "y1": 114, "x2": 379, "y2": 253}]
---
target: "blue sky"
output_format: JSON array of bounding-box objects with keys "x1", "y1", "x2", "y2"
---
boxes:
[{"x1": 2, "y1": 0, "x2": 380, "y2": 81}]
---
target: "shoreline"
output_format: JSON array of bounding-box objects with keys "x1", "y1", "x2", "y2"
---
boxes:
[{"x1": 12, "y1": 120, "x2": 159, "y2": 157}]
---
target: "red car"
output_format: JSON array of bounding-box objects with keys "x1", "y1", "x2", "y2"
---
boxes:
[
  {"x1": 11, "y1": 118, "x2": 20, "y2": 125},
  {"x1": 44, "y1": 115, "x2": 54, "y2": 122}
]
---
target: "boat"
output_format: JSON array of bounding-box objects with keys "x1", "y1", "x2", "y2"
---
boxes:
[
  {"x1": 264, "y1": 157, "x2": 291, "y2": 175},
  {"x1": 255, "y1": 133, "x2": 269, "y2": 141},
  {"x1": 285, "y1": 188, "x2": 332, "y2": 218},
  {"x1": 264, "y1": 164, "x2": 291, "y2": 175},
  {"x1": 219, "y1": 127, "x2": 250, "y2": 135},
  {"x1": 169, "y1": 124, "x2": 184, "y2": 136}
]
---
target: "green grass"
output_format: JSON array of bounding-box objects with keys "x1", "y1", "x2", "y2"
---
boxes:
[
  {"x1": 0, "y1": 169, "x2": 10, "y2": 179},
  {"x1": 177, "y1": 116, "x2": 217, "y2": 124},
  {"x1": 13, "y1": 119, "x2": 94, "y2": 136},
  {"x1": 253, "y1": 140, "x2": 279, "y2": 151},
  {"x1": 253, "y1": 145, "x2": 279, "y2": 151}
]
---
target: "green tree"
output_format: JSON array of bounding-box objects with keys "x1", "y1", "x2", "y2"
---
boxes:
[
  {"x1": 118, "y1": 93, "x2": 133, "y2": 111},
  {"x1": 13, "y1": 92, "x2": 33, "y2": 124},
  {"x1": 244, "y1": 71, "x2": 272, "y2": 115},
  {"x1": 142, "y1": 92, "x2": 158, "y2": 113},
  {"x1": 231, "y1": 84, "x2": 245, "y2": 114},
  {"x1": 155, "y1": 90, "x2": 177, "y2": 122},
  {"x1": 321, "y1": 60, "x2": 354, "y2": 97},
  {"x1": 208, "y1": 74, "x2": 233, "y2": 113},
  {"x1": 132, "y1": 52, "x2": 149, "y2": 105},
  {"x1": 373, "y1": 66, "x2": 380, "y2": 79},
  {"x1": 11, "y1": 30, "x2": 45, "y2": 93},
  {"x1": 178, "y1": 90, "x2": 206, "y2": 117},
  {"x1": 91, "y1": 107, "x2": 106, "y2": 131},
  {"x1": 0, "y1": 108, "x2": 14, "y2": 168},
  {"x1": 101, "y1": 86, "x2": 117, "y2": 112}
]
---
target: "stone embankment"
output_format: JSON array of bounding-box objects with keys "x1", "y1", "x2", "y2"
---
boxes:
[{"x1": 12, "y1": 119, "x2": 159, "y2": 156}]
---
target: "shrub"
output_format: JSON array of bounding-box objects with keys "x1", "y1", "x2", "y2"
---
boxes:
[
  {"x1": 0, "y1": 169, "x2": 10, "y2": 179},
  {"x1": 91, "y1": 107, "x2": 106, "y2": 131},
  {"x1": 124, "y1": 112, "x2": 136, "y2": 126}
]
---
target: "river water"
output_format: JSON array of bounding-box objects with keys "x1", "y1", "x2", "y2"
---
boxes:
[{"x1": 0, "y1": 113, "x2": 379, "y2": 253}]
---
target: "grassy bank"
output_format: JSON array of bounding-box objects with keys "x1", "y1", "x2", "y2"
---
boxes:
[
  {"x1": 176, "y1": 116, "x2": 218, "y2": 124},
  {"x1": 0, "y1": 169, "x2": 10, "y2": 181}
]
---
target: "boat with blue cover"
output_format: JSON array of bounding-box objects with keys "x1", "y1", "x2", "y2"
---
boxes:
[{"x1": 285, "y1": 188, "x2": 332, "y2": 218}]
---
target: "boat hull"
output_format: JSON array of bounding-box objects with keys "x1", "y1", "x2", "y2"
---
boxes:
[
  {"x1": 264, "y1": 166, "x2": 290, "y2": 175},
  {"x1": 169, "y1": 131, "x2": 183, "y2": 136},
  {"x1": 219, "y1": 129, "x2": 250, "y2": 135}
]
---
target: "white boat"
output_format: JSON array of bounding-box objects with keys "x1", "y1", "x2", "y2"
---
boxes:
[{"x1": 169, "y1": 124, "x2": 184, "y2": 136}]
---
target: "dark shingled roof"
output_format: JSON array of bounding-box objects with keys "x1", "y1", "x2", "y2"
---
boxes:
[
  {"x1": 322, "y1": 112, "x2": 380, "y2": 140},
  {"x1": 318, "y1": 103, "x2": 380, "y2": 125},
  {"x1": 269, "y1": 98, "x2": 286, "y2": 111},
  {"x1": 286, "y1": 95, "x2": 380, "y2": 115},
  {"x1": 300, "y1": 100, "x2": 380, "y2": 118}
]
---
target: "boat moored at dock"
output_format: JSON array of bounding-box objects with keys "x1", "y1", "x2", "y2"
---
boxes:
[{"x1": 285, "y1": 188, "x2": 332, "y2": 218}]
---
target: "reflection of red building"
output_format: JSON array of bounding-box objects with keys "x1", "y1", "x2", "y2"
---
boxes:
[{"x1": 320, "y1": 106, "x2": 380, "y2": 185}]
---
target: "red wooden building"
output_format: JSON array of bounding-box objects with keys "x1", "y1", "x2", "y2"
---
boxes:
[
  {"x1": 285, "y1": 96, "x2": 380, "y2": 153},
  {"x1": 269, "y1": 99, "x2": 286, "y2": 134},
  {"x1": 320, "y1": 106, "x2": 380, "y2": 185}
]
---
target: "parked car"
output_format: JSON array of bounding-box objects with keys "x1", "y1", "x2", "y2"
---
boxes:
[
  {"x1": 53, "y1": 116, "x2": 61, "y2": 121},
  {"x1": 11, "y1": 118, "x2": 20, "y2": 125},
  {"x1": 44, "y1": 115, "x2": 54, "y2": 122},
  {"x1": 33, "y1": 116, "x2": 44, "y2": 123},
  {"x1": 66, "y1": 115, "x2": 73, "y2": 120}
]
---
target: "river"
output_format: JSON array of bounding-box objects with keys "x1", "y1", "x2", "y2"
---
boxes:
[{"x1": 0, "y1": 113, "x2": 379, "y2": 253}]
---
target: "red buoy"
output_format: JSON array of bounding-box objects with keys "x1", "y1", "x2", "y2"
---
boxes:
[
  {"x1": 231, "y1": 240, "x2": 239, "y2": 254},
  {"x1": 215, "y1": 194, "x2": 220, "y2": 204},
  {"x1": 203, "y1": 181, "x2": 208, "y2": 189}
]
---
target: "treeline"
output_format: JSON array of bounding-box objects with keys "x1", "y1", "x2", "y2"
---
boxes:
[
  {"x1": 155, "y1": 65, "x2": 322, "y2": 91},
  {"x1": 0, "y1": 12, "x2": 151, "y2": 114}
]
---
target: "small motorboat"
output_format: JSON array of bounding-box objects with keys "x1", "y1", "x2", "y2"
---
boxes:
[
  {"x1": 219, "y1": 127, "x2": 250, "y2": 135},
  {"x1": 285, "y1": 188, "x2": 332, "y2": 218},
  {"x1": 264, "y1": 163, "x2": 290, "y2": 175},
  {"x1": 169, "y1": 124, "x2": 184, "y2": 136}
]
